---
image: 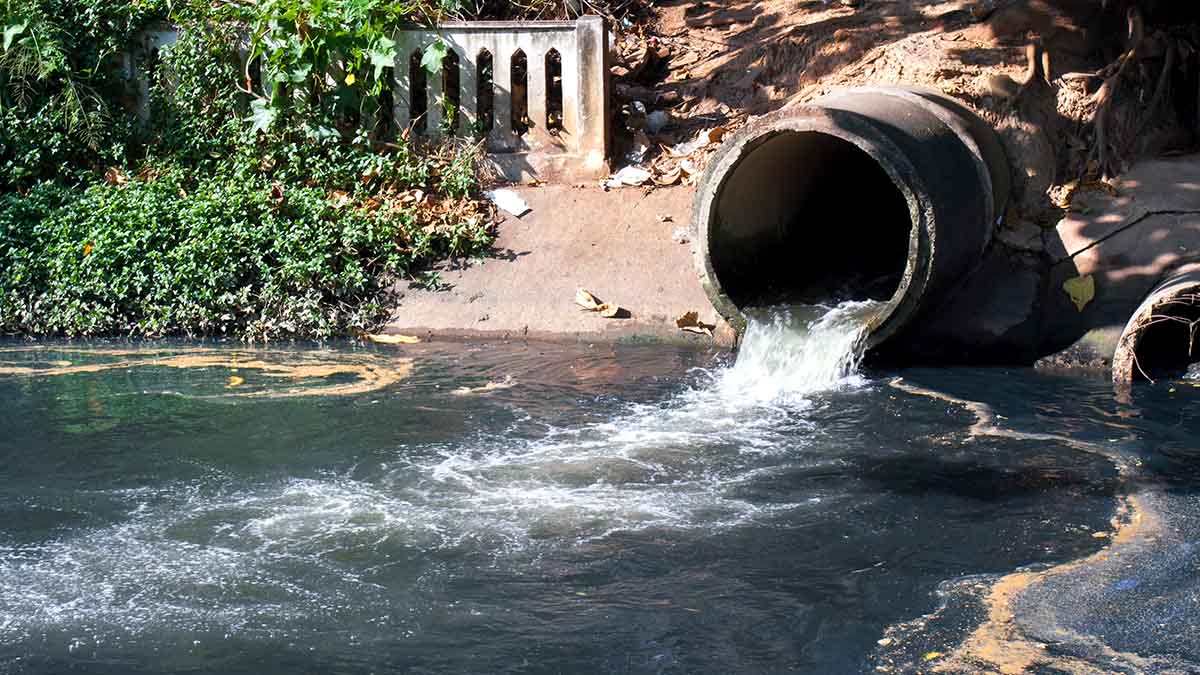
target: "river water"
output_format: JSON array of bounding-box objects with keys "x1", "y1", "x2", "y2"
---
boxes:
[{"x1": 2, "y1": 305, "x2": 1200, "y2": 673}]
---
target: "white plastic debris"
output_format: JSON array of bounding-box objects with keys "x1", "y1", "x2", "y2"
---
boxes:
[
  {"x1": 645, "y1": 110, "x2": 671, "y2": 134},
  {"x1": 604, "y1": 166, "x2": 653, "y2": 189},
  {"x1": 671, "y1": 227, "x2": 691, "y2": 244},
  {"x1": 487, "y1": 189, "x2": 531, "y2": 217}
]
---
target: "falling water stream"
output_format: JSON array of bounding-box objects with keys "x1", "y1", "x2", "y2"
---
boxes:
[{"x1": 3, "y1": 303, "x2": 1200, "y2": 673}]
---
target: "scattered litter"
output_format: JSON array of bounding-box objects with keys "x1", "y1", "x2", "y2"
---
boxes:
[
  {"x1": 657, "y1": 214, "x2": 673, "y2": 223},
  {"x1": 922, "y1": 651, "x2": 944, "y2": 662},
  {"x1": 671, "y1": 227, "x2": 691, "y2": 244},
  {"x1": 1063, "y1": 274, "x2": 1095, "y2": 312},
  {"x1": 670, "y1": 126, "x2": 727, "y2": 157},
  {"x1": 646, "y1": 110, "x2": 672, "y2": 134},
  {"x1": 877, "y1": 638, "x2": 893, "y2": 647},
  {"x1": 226, "y1": 375, "x2": 245, "y2": 388},
  {"x1": 365, "y1": 333, "x2": 422, "y2": 345},
  {"x1": 676, "y1": 311, "x2": 716, "y2": 337},
  {"x1": 604, "y1": 166, "x2": 653, "y2": 189},
  {"x1": 451, "y1": 375, "x2": 516, "y2": 396},
  {"x1": 487, "y1": 189, "x2": 532, "y2": 217}
]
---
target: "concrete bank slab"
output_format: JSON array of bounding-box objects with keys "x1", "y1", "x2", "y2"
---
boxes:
[{"x1": 386, "y1": 185, "x2": 733, "y2": 346}]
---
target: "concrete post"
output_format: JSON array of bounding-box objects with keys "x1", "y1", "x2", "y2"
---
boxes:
[{"x1": 574, "y1": 16, "x2": 609, "y2": 175}]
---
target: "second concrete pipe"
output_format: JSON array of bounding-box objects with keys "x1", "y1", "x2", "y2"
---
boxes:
[{"x1": 692, "y1": 86, "x2": 1010, "y2": 357}]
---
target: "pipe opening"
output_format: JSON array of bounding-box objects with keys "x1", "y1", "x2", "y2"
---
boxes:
[
  {"x1": 1130, "y1": 296, "x2": 1200, "y2": 380},
  {"x1": 710, "y1": 131, "x2": 911, "y2": 308}
]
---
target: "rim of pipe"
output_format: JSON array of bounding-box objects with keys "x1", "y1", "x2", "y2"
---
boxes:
[
  {"x1": 1113, "y1": 270, "x2": 1200, "y2": 383},
  {"x1": 691, "y1": 102, "x2": 936, "y2": 349}
]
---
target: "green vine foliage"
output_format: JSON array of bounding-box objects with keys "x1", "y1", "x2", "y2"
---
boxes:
[{"x1": 0, "y1": 0, "x2": 493, "y2": 340}]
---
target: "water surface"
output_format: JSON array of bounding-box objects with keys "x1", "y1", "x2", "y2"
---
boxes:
[{"x1": 2, "y1": 316, "x2": 1199, "y2": 673}]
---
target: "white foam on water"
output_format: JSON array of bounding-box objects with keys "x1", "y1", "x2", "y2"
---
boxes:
[
  {"x1": 0, "y1": 301, "x2": 883, "y2": 643},
  {"x1": 718, "y1": 300, "x2": 884, "y2": 403}
]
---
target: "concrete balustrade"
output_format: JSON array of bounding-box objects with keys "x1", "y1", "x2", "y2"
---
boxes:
[{"x1": 129, "y1": 17, "x2": 610, "y2": 183}]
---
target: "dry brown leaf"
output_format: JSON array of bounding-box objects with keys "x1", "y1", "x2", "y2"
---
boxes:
[
  {"x1": 676, "y1": 311, "x2": 716, "y2": 337},
  {"x1": 104, "y1": 167, "x2": 129, "y2": 186},
  {"x1": 575, "y1": 289, "x2": 603, "y2": 310},
  {"x1": 597, "y1": 303, "x2": 623, "y2": 318},
  {"x1": 365, "y1": 333, "x2": 422, "y2": 345},
  {"x1": 653, "y1": 167, "x2": 682, "y2": 186}
]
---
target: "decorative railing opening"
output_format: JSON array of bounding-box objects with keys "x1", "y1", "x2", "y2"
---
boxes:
[
  {"x1": 477, "y1": 49, "x2": 495, "y2": 133},
  {"x1": 511, "y1": 49, "x2": 529, "y2": 137},
  {"x1": 546, "y1": 48, "x2": 563, "y2": 133}
]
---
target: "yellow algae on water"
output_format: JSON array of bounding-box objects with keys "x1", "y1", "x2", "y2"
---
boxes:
[{"x1": 0, "y1": 346, "x2": 412, "y2": 398}]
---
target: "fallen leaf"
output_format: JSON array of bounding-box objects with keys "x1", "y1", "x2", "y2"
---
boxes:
[
  {"x1": 104, "y1": 167, "x2": 128, "y2": 186},
  {"x1": 575, "y1": 289, "x2": 603, "y2": 310},
  {"x1": 923, "y1": 651, "x2": 944, "y2": 662},
  {"x1": 365, "y1": 333, "x2": 422, "y2": 345},
  {"x1": 1063, "y1": 274, "x2": 1095, "y2": 312},
  {"x1": 653, "y1": 167, "x2": 682, "y2": 186},
  {"x1": 227, "y1": 375, "x2": 245, "y2": 388},
  {"x1": 597, "y1": 302, "x2": 624, "y2": 318},
  {"x1": 676, "y1": 311, "x2": 716, "y2": 337}
]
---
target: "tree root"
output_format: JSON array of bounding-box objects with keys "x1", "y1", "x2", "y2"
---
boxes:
[
  {"x1": 1087, "y1": 6, "x2": 1145, "y2": 179},
  {"x1": 1131, "y1": 36, "x2": 1176, "y2": 141}
]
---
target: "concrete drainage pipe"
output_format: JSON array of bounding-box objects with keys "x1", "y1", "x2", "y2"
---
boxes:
[
  {"x1": 692, "y1": 86, "x2": 1010, "y2": 352},
  {"x1": 1113, "y1": 270, "x2": 1200, "y2": 383}
]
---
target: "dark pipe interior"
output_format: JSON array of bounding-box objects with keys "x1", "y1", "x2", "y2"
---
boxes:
[
  {"x1": 710, "y1": 131, "x2": 911, "y2": 308},
  {"x1": 1134, "y1": 299, "x2": 1200, "y2": 380}
]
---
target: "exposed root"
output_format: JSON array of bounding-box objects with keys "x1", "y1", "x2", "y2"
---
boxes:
[
  {"x1": 1088, "y1": 6, "x2": 1145, "y2": 179},
  {"x1": 1132, "y1": 36, "x2": 1178, "y2": 146}
]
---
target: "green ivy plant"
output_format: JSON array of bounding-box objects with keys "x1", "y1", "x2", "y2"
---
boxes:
[{"x1": 0, "y1": 0, "x2": 495, "y2": 341}]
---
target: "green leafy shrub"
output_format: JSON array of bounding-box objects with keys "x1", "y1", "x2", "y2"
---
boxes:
[
  {"x1": 0, "y1": 162, "x2": 490, "y2": 339},
  {"x1": 1, "y1": 0, "x2": 497, "y2": 340}
]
